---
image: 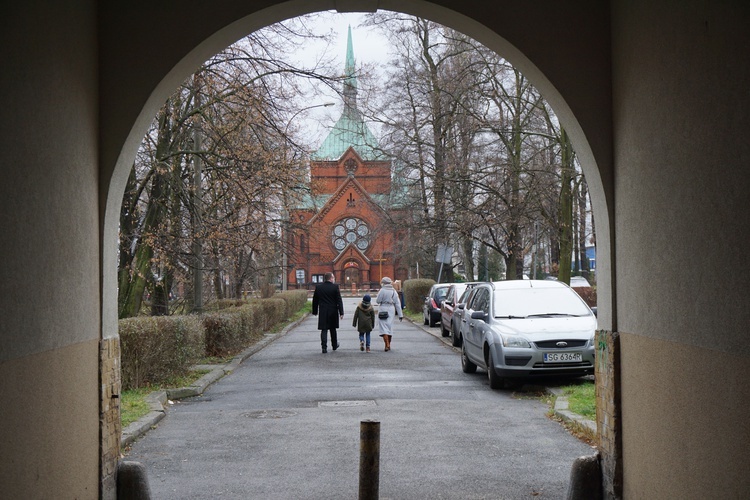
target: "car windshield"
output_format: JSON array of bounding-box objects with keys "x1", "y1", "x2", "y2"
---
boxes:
[
  {"x1": 435, "y1": 288, "x2": 449, "y2": 299},
  {"x1": 493, "y1": 287, "x2": 591, "y2": 318}
]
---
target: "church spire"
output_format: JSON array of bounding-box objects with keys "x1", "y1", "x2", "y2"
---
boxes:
[
  {"x1": 311, "y1": 26, "x2": 382, "y2": 161},
  {"x1": 343, "y1": 25, "x2": 357, "y2": 116}
]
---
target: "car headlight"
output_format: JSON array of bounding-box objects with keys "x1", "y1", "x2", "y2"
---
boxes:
[
  {"x1": 501, "y1": 335, "x2": 531, "y2": 348},
  {"x1": 590, "y1": 332, "x2": 596, "y2": 347}
]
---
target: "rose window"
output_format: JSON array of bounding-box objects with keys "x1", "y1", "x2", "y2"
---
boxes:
[{"x1": 332, "y1": 218, "x2": 370, "y2": 251}]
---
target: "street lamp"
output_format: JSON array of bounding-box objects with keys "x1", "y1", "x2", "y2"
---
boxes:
[{"x1": 281, "y1": 102, "x2": 335, "y2": 291}]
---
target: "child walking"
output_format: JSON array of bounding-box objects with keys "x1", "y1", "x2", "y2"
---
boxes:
[{"x1": 352, "y1": 294, "x2": 375, "y2": 352}]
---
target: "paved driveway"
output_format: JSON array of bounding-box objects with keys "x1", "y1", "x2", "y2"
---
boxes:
[{"x1": 125, "y1": 297, "x2": 594, "y2": 499}]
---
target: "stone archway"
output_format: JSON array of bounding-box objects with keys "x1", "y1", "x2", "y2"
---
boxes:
[{"x1": 100, "y1": 2, "x2": 613, "y2": 496}]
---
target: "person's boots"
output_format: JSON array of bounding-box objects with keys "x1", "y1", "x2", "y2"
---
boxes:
[{"x1": 384, "y1": 334, "x2": 391, "y2": 351}]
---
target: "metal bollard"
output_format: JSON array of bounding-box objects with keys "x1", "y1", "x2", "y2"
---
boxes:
[{"x1": 359, "y1": 420, "x2": 380, "y2": 500}]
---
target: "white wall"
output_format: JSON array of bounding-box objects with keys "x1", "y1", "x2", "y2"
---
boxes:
[{"x1": 0, "y1": 1, "x2": 101, "y2": 497}]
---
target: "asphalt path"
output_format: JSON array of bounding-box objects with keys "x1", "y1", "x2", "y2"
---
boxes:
[{"x1": 125, "y1": 297, "x2": 595, "y2": 499}]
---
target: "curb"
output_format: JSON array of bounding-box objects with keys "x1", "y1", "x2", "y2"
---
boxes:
[
  {"x1": 121, "y1": 314, "x2": 308, "y2": 448},
  {"x1": 548, "y1": 387, "x2": 597, "y2": 435}
]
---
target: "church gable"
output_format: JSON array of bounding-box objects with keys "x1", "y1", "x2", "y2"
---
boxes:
[{"x1": 308, "y1": 175, "x2": 386, "y2": 227}]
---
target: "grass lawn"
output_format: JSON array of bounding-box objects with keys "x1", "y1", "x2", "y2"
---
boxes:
[
  {"x1": 121, "y1": 387, "x2": 154, "y2": 427},
  {"x1": 561, "y1": 379, "x2": 596, "y2": 419}
]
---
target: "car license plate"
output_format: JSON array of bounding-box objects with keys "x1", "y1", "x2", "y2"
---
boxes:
[{"x1": 544, "y1": 352, "x2": 582, "y2": 363}]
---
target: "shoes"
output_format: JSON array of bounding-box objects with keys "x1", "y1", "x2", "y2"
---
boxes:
[
  {"x1": 360, "y1": 341, "x2": 365, "y2": 351},
  {"x1": 366, "y1": 347, "x2": 370, "y2": 352},
  {"x1": 332, "y1": 343, "x2": 340, "y2": 351},
  {"x1": 322, "y1": 348, "x2": 327, "y2": 353}
]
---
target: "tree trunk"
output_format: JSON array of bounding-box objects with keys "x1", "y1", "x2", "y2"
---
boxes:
[
  {"x1": 557, "y1": 128, "x2": 575, "y2": 285},
  {"x1": 118, "y1": 108, "x2": 172, "y2": 318},
  {"x1": 578, "y1": 180, "x2": 590, "y2": 279}
]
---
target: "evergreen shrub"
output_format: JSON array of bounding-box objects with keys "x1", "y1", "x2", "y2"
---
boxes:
[
  {"x1": 119, "y1": 315, "x2": 203, "y2": 390},
  {"x1": 256, "y1": 298, "x2": 286, "y2": 331},
  {"x1": 214, "y1": 298, "x2": 246, "y2": 310},
  {"x1": 203, "y1": 312, "x2": 244, "y2": 357},
  {"x1": 236, "y1": 303, "x2": 262, "y2": 341},
  {"x1": 277, "y1": 289, "x2": 308, "y2": 317},
  {"x1": 403, "y1": 279, "x2": 435, "y2": 312}
]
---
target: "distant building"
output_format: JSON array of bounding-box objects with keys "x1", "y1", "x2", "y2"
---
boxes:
[
  {"x1": 285, "y1": 28, "x2": 406, "y2": 290},
  {"x1": 572, "y1": 246, "x2": 596, "y2": 273}
]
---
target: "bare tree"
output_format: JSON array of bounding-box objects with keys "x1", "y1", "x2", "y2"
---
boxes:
[{"x1": 118, "y1": 17, "x2": 341, "y2": 317}]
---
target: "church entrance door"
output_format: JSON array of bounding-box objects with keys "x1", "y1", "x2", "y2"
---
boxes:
[{"x1": 344, "y1": 267, "x2": 360, "y2": 288}]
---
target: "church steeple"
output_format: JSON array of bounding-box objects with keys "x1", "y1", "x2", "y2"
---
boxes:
[
  {"x1": 311, "y1": 26, "x2": 382, "y2": 161},
  {"x1": 343, "y1": 25, "x2": 357, "y2": 116}
]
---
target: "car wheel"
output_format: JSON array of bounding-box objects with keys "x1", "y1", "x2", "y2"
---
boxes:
[
  {"x1": 429, "y1": 313, "x2": 437, "y2": 328},
  {"x1": 487, "y1": 349, "x2": 504, "y2": 390},
  {"x1": 461, "y1": 343, "x2": 477, "y2": 374},
  {"x1": 441, "y1": 322, "x2": 450, "y2": 337},
  {"x1": 423, "y1": 313, "x2": 429, "y2": 325},
  {"x1": 451, "y1": 322, "x2": 462, "y2": 347}
]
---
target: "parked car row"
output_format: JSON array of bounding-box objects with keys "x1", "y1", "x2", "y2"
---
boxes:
[
  {"x1": 425, "y1": 279, "x2": 597, "y2": 390},
  {"x1": 440, "y1": 282, "x2": 482, "y2": 341},
  {"x1": 422, "y1": 283, "x2": 451, "y2": 327}
]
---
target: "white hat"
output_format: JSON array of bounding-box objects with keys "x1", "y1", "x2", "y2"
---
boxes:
[{"x1": 381, "y1": 277, "x2": 392, "y2": 284}]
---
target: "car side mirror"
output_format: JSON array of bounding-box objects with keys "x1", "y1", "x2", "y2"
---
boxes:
[
  {"x1": 470, "y1": 311, "x2": 488, "y2": 322},
  {"x1": 457, "y1": 304, "x2": 465, "y2": 310}
]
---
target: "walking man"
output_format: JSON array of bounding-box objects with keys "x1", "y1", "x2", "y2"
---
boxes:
[{"x1": 312, "y1": 272, "x2": 344, "y2": 353}]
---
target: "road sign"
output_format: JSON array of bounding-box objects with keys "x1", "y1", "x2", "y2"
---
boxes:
[{"x1": 435, "y1": 244, "x2": 453, "y2": 264}]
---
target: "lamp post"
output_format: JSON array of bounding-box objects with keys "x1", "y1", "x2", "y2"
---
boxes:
[{"x1": 281, "y1": 102, "x2": 335, "y2": 291}]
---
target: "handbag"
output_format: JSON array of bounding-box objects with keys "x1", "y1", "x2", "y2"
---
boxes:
[{"x1": 378, "y1": 310, "x2": 389, "y2": 319}]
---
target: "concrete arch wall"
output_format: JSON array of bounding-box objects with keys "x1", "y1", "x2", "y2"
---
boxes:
[{"x1": 2, "y1": 1, "x2": 748, "y2": 498}]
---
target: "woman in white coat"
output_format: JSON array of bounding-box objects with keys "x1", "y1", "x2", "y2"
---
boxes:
[{"x1": 376, "y1": 277, "x2": 403, "y2": 351}]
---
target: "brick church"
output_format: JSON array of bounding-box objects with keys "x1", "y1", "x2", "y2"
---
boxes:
[{"x1": 285, "y1": 28, "x2": 405, "y2": 291}]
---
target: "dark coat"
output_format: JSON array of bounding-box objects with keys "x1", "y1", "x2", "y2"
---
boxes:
[
  {"x1": 352, "y1": 302, "x2": 375, "y2": 333},
  {"x1": 312, "y1": 281, "x2": 344, "y2": 330}
]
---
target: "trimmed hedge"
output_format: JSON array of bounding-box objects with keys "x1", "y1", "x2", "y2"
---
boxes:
[
  {"x1": 213, "y1": 298, "x2": 246, "y2": 310},
  {"x1": 120, "y1": 291, "x2": 311, "y2": 389},
  {"x1": 277, "y1": 290, "x2": 308, "y2": 317},
  {"x1": 203, "y1": 312, "x2": 244, "y2": 357},
  {"x1": 403, "y1": 279, "x2": 435, "y2": 312},
  {"x1": 120, "y1": 315, "x2": 203, "y2": 390}
]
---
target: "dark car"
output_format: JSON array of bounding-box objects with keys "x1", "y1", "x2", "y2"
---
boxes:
[
  {"x1": 423, "y1": 284, "x2": 451, "y2": 327},
  {"x1": 440, "y1": 282, "x2": 482, "y2": 339}
]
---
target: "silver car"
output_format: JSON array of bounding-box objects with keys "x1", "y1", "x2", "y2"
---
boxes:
[{"x1": 458, "y1": 280, "x2": 596, "y2": 389}]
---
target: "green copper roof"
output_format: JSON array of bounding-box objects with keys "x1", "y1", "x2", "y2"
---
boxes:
[
  {"x1": 345, "y1": 25, "x2": 356, "y2": 91},
  {"x1": 311, "y1": 111, "x2": 382, "y2": 161},
  {"x1": 311, "y1": 26, "x2": 382, "y2": 161}
]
